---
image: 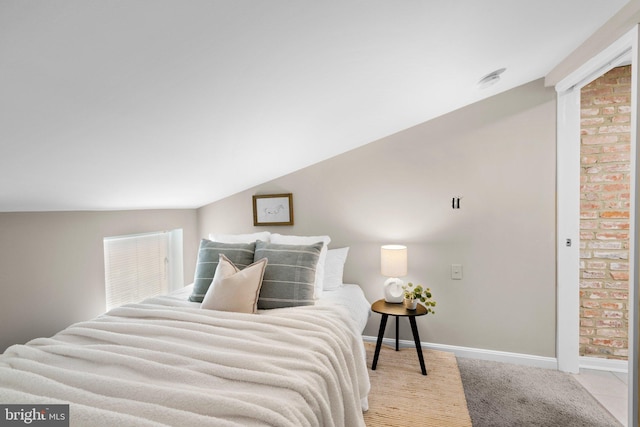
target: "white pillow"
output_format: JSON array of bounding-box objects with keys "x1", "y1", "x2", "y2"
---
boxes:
[
  {"x1": 323, "y1": 247, "x2": 349, "y2": 291},
  {"x1": 209, "y1": 232, "x2": 271, "y2": 243},
  {"x1": 270, "y1": 233, "x2": 331, "y2": 298},
  {"x1": 201, "y1": 254, "x2": 267, "y2": 314}
]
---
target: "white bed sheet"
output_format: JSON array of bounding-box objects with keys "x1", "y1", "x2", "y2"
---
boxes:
[
  {"x1": 170, "y1": 283, "x2": 371, "y2": 333},
  {"x1": 317, "y1": 284, "x2": 371, "y2": 333},
  {"x1": 0, "y1": 289, "x2": 370, "y2": 426}
]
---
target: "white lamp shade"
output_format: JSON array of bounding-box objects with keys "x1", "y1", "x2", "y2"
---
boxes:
[{"x1": 381, "y1": 245, "x2": 407, "y2": 277}]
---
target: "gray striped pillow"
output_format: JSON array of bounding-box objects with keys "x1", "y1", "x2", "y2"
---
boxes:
[
  {"x1": 254, "y1": 240, "x2": 322, "y2": 309},
  {"x1": 189, "y1": 240, "x2": 256, "y2": 302}
]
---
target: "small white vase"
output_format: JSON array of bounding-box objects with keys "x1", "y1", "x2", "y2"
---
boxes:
[{"x1": 403, "y1": 298, "x2": 418, "y2": 310}]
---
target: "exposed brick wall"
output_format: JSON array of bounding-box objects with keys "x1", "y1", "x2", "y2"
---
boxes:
[{"x1": 579, "y1": 65, "x2": 631, "y2": 360}]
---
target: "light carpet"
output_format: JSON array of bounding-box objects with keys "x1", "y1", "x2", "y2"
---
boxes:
[
  {"x1": 363, "y1": 342, "x2": 472, "y2": 427},
  {"x1": 457, "y1": 357, "x2": 622, "y2": 427}
]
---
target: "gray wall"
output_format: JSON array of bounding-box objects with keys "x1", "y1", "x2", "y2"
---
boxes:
[
  {"x1": 0, "y1": 209, "x2": 198, "y2": 352},
  {"x1": 198, "y1": 79, "x2": 557, "y2": 357},
  {"x1": 0, "y1": 79, "x2": 557, "y2": 358}
]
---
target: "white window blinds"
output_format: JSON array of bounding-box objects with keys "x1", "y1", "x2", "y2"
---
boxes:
[{"x1": 103, "y1": 230, "x2": 181, "y2": 311}]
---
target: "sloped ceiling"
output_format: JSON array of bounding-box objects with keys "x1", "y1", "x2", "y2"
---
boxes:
[{"x1": 0, "y1": 0, "x2": 629, "y2": 211}]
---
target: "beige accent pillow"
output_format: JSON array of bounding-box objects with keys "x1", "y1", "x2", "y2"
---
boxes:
[{"x1": 201, "y1": 254, "x2": 267, "y2": 314}]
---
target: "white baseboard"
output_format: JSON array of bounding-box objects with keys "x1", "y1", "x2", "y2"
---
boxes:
[
  {"x1": 362, "y1": 335, "x2": 557, "y2": 370},
  {"x1": 362, "y1": 336, "x2": 630, "y2": 373},
  {"x1": 580, "y1": 356, "x2": 628, "y2": 373}
]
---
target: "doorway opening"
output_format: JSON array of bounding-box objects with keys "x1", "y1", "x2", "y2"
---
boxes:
[
  {"x1": 580, "y1": 65, "x2": 631, "y2": 362},
  {"x1": 556, "y1": 26, "x2": 638, "y2": 426}
]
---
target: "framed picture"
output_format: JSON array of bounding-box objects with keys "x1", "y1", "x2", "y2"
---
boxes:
[{"x1": 252, "y1": 193, "x2": 294, "y2": 226}]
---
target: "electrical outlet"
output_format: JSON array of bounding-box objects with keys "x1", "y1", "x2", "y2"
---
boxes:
[{"x1": 451, "y1": 264, "x2": 463, "y2": 280}]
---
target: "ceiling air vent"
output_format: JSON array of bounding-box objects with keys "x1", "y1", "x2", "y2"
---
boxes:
[{"x1": 477, "y1": 68, "x2": 506, "y2": 89}]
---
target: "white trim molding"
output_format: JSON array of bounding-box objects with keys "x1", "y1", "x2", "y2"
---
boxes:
[
  {"x1": 363, "y1": 336, "x2": 630, "y2": 374},
  {"x1": 362, "y1": 336, "x2": 557, "y2": 370},
  {"x1": 555, "y1": 28, "x2": 636, "y2": 377},
  {"x1": 580, "y1": 356, "x2": 628, "y2": 374}
]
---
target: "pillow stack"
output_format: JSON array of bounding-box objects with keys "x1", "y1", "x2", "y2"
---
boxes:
[{"x1": 191, "y1": 232, "x2": 348, "y2": 313}]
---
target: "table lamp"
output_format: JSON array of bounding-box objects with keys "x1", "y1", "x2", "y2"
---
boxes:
[{"x1": 381, "y1": 244, "x2": 407, "y2": 303}]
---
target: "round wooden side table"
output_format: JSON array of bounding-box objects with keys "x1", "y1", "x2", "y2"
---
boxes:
[{"x1": 370, "y1": 299, "x2": 428, "y2": 375}]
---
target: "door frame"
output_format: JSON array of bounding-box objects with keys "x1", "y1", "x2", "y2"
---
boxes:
[{"x1": 555, "y1": 25, "x2": 638, "y2": 425}]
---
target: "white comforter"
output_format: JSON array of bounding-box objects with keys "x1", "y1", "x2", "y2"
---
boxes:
[{"x1": 0, "y1": 294, "x2": 370, "y2": 427}]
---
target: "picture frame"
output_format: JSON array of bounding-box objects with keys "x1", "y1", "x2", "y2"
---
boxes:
[{"x1": 252, "y1": 193, "x2": 294, "y2": 226}]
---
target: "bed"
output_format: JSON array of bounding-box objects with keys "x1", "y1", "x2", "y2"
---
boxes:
[{"x1": 0, "y1": 234, "x2": 372, "y2": 427}]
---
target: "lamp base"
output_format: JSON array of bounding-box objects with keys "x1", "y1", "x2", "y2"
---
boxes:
[{"x1": 383, "y1": 278, "x2": 404, "y2": 303}]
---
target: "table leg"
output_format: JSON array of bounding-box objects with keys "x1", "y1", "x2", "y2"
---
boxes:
[
  {"x1": 409, "y1": 316, "x2": 427, "y2": 375},
  {"x1": 372, "y1": 314, "x2": 388, "y2": 371},
  {"x1": 395, "y1": 316, "x2": 399, "y2": 351}
]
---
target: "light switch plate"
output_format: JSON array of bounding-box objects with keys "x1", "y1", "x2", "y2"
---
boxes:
[{"x1": 451, "y1": 264, "x2": 463, "y2": 280}]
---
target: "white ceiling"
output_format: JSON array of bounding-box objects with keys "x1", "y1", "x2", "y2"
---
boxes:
[{"x1": 0, "y1": 0, "x2": 629, "y2": 212}]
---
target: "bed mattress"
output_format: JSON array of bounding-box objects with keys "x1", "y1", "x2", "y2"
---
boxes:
[{"x1": 0, "y1": 287, "x2": 371, "y2": 426}]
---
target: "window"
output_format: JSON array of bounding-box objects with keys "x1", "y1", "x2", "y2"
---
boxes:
[{"x1": 103, "y1": 229, "x2": 183, "y2": 311}]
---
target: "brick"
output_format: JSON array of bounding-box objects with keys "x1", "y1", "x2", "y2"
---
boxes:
[
  {"x1": 582, "y1": 135, "x2": 619, "y2": 145},
  {"x1": 592, "y1": 338, "x2": 626, "y2": 348},
  {"x1": 602, "y1": 183, "x2": 629, "y2": 192},
  {"x1": 601, "y1": 302, "x2": 625, "y2": 310},
  {"x1": 586, "y1": 261, "x2": 607, "y2": 269},
  {"x1": 598, "y1": 125, "x2": 631, "y2": 134},
  {"x1": 581, "y1": 202, "x2": 601, "y2": 210},
  {"x1": 595, "y1": 231, "x2": 628, "y2": 240},
  {"x1": 597, "y1": 319, "x2": 623, "y2": 328},
  {"x1": 579, "y1": 280, "x2": 602, "y2": 289},
  {"x1": 602, "y1": 144, "x2": 630, "y2": 153},
  {"x1": 603, "y1": 310, "x2": 623, "y2": 318},
  {"x1": 610, "y1": 291, "x2": 628, "y2": 300},
  {"x1": 580, "y1": 184, "x2": 602, "y2": 193},
  {"x1": 593, "y1": 96, "x2": 630, "y2": 105},
  {"x1": 583, "y1": 87, "x2": 613, "y2": 97},
  {"x1": 610, "y1": 262, "x2": 629, "y2": 271},
  {"x1": 583, "y1": 270, "x2": 607, "y2": 279},
  {"x1": 612, "y1": 115, "x2": 630, "y2": 123},
  {"x1": 610, "y1": 271, "x2": 629, "y2": 280},
  {"x1": 597, "y1": 329, "x2": 627, "y2": 338},
  {"x1": 588, "y1": 290, "x2": 609, "y2": 299},
  {"x1": 593, "y1": 250, "x2": 628, "y2": 259},
  {"x1": 581, "y1": 108, "x2": 600, "y2": 116},
  {"x1": 582, "y1": 309, "x2": 600, "y2": 318},
  {"x1": 582, "y1": 300, "x2": 600, "y2": 308},
  {"x1": 588, "y1": 241, "x2": 622, "y2": 249},
  {"x1": 603, "y1": 201, "x2": 628, "y2": 210},
  {"x1": 613, "y1": 349, "x2": 629, "y2": 358},
  {"x1": 581, "y1": 117, "x2": 605, "y2": 126},
  {"x1": 604, "y1": 281, "x2": 628, "y2": 289},
  {"x1": 600, "y1": 153, "x2": 630, "y2": 163},
  {"x1": 599, "y1": 221, "x2": 629, "y2": 230},
  {"x1": 579, "y1": 67, "x2": 631, "y2": 360},
  {"x1": 582, "y1": 146, "x2": 601, "y2": 155},
  {"x1": 600, "y1": 193, "x2": 621, "y2": 202},
  {"x1": 581, "y1": 231, "x2": 595, "y2": 240},
  {"x1": 585, "y1": 166, "x2": 602, "y2": 175},
  {"x1": 600, "y1": 211, "x2": 629, "y2": 219}
]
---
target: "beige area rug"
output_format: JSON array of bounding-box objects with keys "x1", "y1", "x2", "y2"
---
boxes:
[{"x1": 363, "y1": 342, "x2": 472, "y2": 427}]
